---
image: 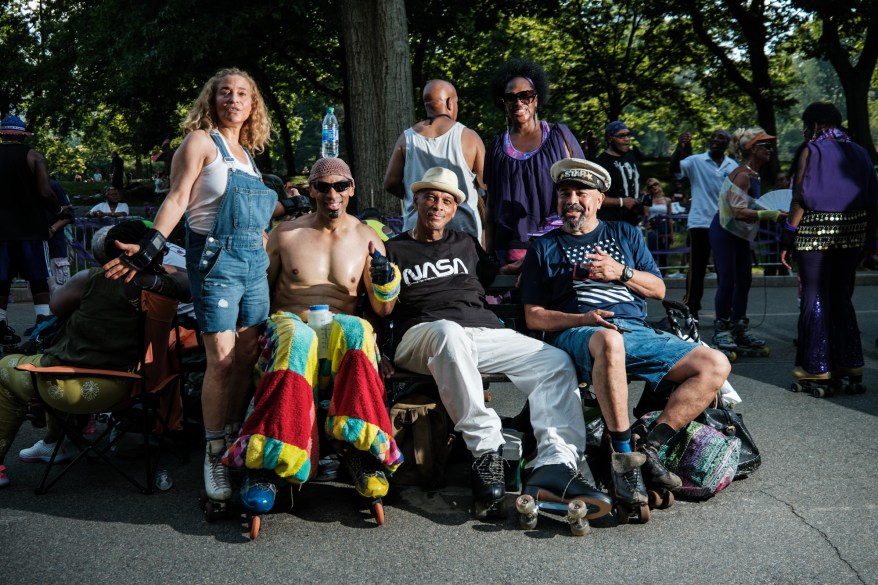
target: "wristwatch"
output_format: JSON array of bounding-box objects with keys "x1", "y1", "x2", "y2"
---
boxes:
[{"x1": 620, "y1": 265, "x2": 634, "y2": 283}]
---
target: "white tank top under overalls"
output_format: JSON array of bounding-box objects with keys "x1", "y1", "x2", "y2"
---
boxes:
[{"x1": 186, "y1": 132, "x2": 260, "y2": 235}]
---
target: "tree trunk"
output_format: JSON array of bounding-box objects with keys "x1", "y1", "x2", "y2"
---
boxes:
[{"x1": 339, "y1": 0, "x2": 414, "y2": 216}]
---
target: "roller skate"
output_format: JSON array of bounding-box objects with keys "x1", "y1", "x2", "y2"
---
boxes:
[
  {"x1": 199, "y1": 443, "x2": 232, "y2": 522},
  {"x1": 632, "y1": 424, "x2": 679, "y2": 511},
  {"x1": 471, "y1": 448, "x2": 506, "y2": 520},
  {"x1": 732, "y1": 319, "x2": 770, "y2": 357},
  {"x1": 711, "y1": 319, "x2": 738, "y2": 362},
  {"x1": 239, "y1": 469, "x2": 278, "y2": 540},
  {"x1": 790, "y1": 367, "x2": 835, "y2": 398},
  {"x1": 832, "y1": 367, "x2": 866, "y2": 395},
  {"x1": 338, "y1": 444, "x2": 388, "y2": 525},
  {"x1": 603, "y1": 436, "x2": 650, "y2": 524},
  {"x1": 515, "y1": 463, "x2": 613, "y2": 535}
]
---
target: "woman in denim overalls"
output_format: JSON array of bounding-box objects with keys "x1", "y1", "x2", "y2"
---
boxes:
[{"x1": 106, "y1": 69, "x2": 276, "y2": 505}]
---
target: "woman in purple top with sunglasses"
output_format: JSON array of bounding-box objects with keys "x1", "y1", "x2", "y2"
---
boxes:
[
  {"x1": 781, "y1": 102, "x2": 878, "y2": 389},
  {"x1": 484, "y1": 58, "x2": 582, "y2": 271}
]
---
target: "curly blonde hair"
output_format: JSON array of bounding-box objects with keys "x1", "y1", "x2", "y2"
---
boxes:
[
  {"x1": 729, "y1": 127, "x2": 764, "y2": 159},
  {"x1": 181, "y1": 68, "x2": 272, "y2": 153}
]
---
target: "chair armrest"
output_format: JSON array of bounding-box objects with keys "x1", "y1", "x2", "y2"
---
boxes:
[{"x1": 15, "y1": 363, "x2": 141, "y2": 380}]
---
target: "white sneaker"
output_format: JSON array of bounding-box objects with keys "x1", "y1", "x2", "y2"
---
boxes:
[
  {"x1": 19, "y1": 439, "x2": 72, "y2": 463},
  {"x1": 705, "y1": 272, "x2": 717, "y2": 280},
  {"x1": 203, "y1": 447, "x2": 232, "y2": 501}
]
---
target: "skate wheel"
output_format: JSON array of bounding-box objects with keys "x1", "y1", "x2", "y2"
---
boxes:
[
  {"x1": 567, "y1": 499, "x2": 588, "y2": 520},
  {"x1": 852, "y1": 382, "x2": 866, "y2": 394},
  {"x1": 761, "y1": 347, "x2": 770, "y2": 357},
  {"x1": 515, "y1": 495, "x2": 538, "y2": 529},
  {"x1": 515, "y1": 494, "x2": 537, "y2": 515},
  {"x1": 790, "y1": 382, "x2": 802, "y2": 393},
  {"x1": 728, "y1": 351, "x2": 737, "y2": 363},
  {"x1": 812, "y1": 386, "x2": 825, "y2": 398},
  {"x1": 248, "y1": 515, "x2": 261, "y2": 540},
  {"x1": 371, "y1": 501, "x2": 385, "y2": 526},
  {"x1": 567, "y1": 500, "x2": 590, "y2": 536},
  {"x1": 647, "y1": 490, "x2": 674, "y2": 510},
  {"x1": 636, "y1": 503, "x2": 651, "y2": 524},
  {"x1": 518, "y1": 512, "x2": 538, "y2": 530}
]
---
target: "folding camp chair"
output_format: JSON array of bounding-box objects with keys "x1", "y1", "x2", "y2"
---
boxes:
[{"x1": 16, "y1": 290, "x2": 184, "y2": 494}]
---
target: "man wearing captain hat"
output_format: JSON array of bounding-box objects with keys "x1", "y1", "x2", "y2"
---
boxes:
[
  {"x1": 519, "y1": 158, "x2": 731, "y2": 509},
  {"x1": 382, "y1": 166, "x2": 612, "y2": 521}
]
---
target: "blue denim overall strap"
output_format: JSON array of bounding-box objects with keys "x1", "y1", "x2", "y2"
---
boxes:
[{"x1": 195, "y1": 130, "x2": 275, "y2": 272}]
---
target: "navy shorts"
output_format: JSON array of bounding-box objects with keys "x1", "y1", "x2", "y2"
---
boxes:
[{"x1": 0, "y1": 240, "x2": 50, "y2": 282}]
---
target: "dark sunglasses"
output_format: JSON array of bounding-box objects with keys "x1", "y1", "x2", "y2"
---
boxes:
[
  {"x1": 311, "y1": 180, "x2": 352, "y2": 194},
  {"x1": 502, "y1": 91, "x2": 537, "y2": 105}
]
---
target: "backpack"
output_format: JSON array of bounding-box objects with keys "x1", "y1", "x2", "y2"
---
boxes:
[{"x1": 389, "y1": 393, "x2": 453, "y2": 488}]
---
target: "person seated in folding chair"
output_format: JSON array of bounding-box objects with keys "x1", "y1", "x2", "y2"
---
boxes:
[
  {"x1": 0, "y1": 220, "x2": 188, "y2": 488},
  {"x1": 518, "y1": 158, "x2": 731, "y2": 514}
]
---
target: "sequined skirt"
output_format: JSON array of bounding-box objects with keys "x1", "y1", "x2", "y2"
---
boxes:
[{"x1": 795, "y1": 210, "x2": 867, "y2": 251}]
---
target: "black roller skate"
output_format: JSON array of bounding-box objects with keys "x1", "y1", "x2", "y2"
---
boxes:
[
  {"x1": 732, "y1": 318, "x2": 770, "y2": 357},
  {"x1": 632, "y1": 423, "x2": 680, "y2": 511},
  {"x1": 515, "y1": 463, "x2": 613, "y2": 535},
  {"x1": 471, "y1": 448, "x2": 506, "y2": 519},
  {"x1": 603, "y1": 436, "x2": 650, "y2": 524}
]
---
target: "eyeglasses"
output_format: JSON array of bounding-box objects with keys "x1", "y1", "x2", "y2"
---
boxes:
[
  {"x1": 613, "y1": 132, "x2": 632, "y2": 139},
  {"x1": 502, "y1": 91, "x2": 537, "y2": 105},
  {"x1": 311, "y1": 180, "x2": 352, "y2": 194}
]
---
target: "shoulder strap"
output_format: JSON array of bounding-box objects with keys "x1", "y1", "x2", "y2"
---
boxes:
[{"x1": 208, "y1": 130, "x2": 235, "y2": 163}]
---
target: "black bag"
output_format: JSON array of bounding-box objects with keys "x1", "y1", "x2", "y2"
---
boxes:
[{"x1": 697, "y1": 402, "x2": 761, "y2": 479}]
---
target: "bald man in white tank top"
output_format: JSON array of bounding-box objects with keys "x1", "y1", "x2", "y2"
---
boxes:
[{"x1": 384, "y1": 80, "x2": 486, "y2": 245}]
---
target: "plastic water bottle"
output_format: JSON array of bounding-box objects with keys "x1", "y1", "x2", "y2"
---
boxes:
[
  {"x1": 307, "y1": 304, "x2": 333, "y2": 359},
  {"x1": 154, "y1": 468, "x2": 173, "y2": 491},
  {"x1": 321, "y1": 107, "x2": 339, "y2": 158}
]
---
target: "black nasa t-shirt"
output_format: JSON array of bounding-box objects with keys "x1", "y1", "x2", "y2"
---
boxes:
[{"x1": 384, "y1": 229, "x2": 502, "y2": 348}]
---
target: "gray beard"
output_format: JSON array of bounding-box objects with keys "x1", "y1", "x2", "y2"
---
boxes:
[
  {"x1": 327, "y1": 209, "x2": 340, "y2": 219},
  {"x1": 562, "y1": 204, "x2": 587, "y2": 231}
]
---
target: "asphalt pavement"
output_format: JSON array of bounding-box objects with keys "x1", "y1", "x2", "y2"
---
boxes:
[{"x1": 1, "y1": 276, "x2": 877, "y2": 585}]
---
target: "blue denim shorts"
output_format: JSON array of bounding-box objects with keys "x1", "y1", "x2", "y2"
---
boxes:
[
  {"x1": 186, "y1": 232, "x2": 269, "y2": 333},
  {"x1": 552, "y1": 318, "x2": 697, "y2": 389}
]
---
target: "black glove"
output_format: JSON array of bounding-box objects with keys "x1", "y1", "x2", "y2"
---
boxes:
[
  {"x1": 118, "y1": 228, "x2": 167, "y2": 274},
  {"x1": 370, "y1": 248, "x2": 394, "y2": 285},
  {"x1": 280, "y1": 195, "x2": 311, "y2": 218}
]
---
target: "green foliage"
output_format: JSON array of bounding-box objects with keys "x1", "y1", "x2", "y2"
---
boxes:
[{"x1": 2, "y1": 0, "x2": 873, "y2": 177}]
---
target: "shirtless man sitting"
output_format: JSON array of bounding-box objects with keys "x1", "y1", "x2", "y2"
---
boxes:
[{"x1": 223, "y1": 157, "x2": 403, "y2": 517}]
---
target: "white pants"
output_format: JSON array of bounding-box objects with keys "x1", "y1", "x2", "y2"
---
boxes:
[{"x1": 394, "y1": 321, "x2": 586, "y2": 468}]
